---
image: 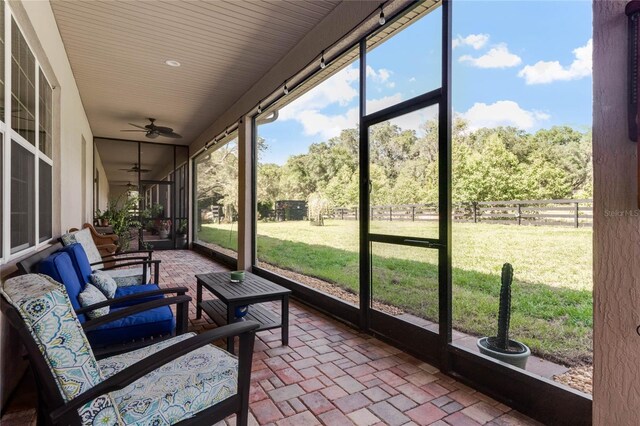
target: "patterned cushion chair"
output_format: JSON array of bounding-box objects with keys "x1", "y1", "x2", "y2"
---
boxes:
[
  {"x1": 0, "y1": 274, "x2": 258, "y2": 426},
  {"x1": 37, "y1": 250, "x2": 189, "y2": 356},
  {"x1": 61, "y1": 228, "x2": 155, "y2": 286}
]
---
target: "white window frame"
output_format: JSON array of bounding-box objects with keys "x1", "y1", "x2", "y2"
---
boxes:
[{"x1": 2, "y1": 3, "x2": 55, "y2": 264}]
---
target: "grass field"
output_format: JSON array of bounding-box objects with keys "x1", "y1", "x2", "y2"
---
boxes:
[{"x1": 197, "y1": 219, "x2": 593, "y2": 366}]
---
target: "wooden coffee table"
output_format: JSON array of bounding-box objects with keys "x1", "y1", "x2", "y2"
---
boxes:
[{"x1": 195, "y1": 271, "x2": 291, "y2": 353}]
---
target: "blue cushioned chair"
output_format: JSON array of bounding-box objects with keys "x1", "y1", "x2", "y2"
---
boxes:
[
  {"x1": 1, "y1": 274, "x2": 258, "y2": 426},
  {"x1": 62, "y1": 226, "x2": 158, "y2": 286},
  {"x1": 61, "y1": 243, "x2": 163, "y2": 308},
  {"x1": 35, "y1": 249, "x2": 189, "y2": 357}
]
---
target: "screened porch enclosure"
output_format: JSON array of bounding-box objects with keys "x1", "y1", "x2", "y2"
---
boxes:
[
  {"x1": 0, "y1": 0, "x2": 599, "y2": 424},
  {"x1": 190, "y1": 1, "x2": 592, "y2": 423},
  {"x1": 94, "y1": 138, "x2": 189, "y2": 251}
]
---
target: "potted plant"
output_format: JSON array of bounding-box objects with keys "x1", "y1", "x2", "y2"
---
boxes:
[
  {"x1": 104, "y1": 194, "x2": 142, "y2": 252},
  {"x1": 95, "y1": 209, "x2": 110, "y2": 226},
  {"x1": 141, "y1": 204, "x2": 164, "y2": 234},
  {"x1": 158, "y1": 219, "x2": 171, "y2": 239},
  {"x1": 477, "y1": 263, "x2": 531, "y2": 369},
  {"x1": 176, "y1": 220, "x2": 188, "y2": 248}
]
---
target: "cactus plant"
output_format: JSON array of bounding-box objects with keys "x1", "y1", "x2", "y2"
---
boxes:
[
  {"x1": 487, "y1": 263, "x2": 514, "y2": 352},
  {"x1": 477, "y1": 263, "x2": 530, "y2": 368}
]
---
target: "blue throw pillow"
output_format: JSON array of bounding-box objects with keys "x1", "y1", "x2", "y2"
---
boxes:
[
  {"x1": 90, "y1": 271, "x2": 117, "y2": 298},
  {"x1": 78, "y1": 284, "x2": 109, "y2": 319}
]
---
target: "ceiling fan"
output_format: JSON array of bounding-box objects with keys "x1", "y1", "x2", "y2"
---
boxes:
[
  {"x1": 115, "y1": 181, "x2": 138, "y2": 191},
  {"x1": 119, "y1": 163, "x2": 151, "y2": 173},
  {"x1": 121, "y1": 118, "x2": 182, "y2": 139}
]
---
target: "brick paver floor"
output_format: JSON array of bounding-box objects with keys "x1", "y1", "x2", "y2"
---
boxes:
[{"x1": 1, "y1": 249, "x2": 540, "y2": 426}]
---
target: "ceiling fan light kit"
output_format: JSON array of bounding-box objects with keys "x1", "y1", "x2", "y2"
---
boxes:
[{"x1": 121, "y1": 118, "x2": 182, "y2": 139}]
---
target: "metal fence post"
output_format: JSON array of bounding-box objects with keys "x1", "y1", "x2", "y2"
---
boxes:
[
  {"x1": 517, "y1": 203, "x2": 521, "y2": 225},
  {"x1": 412, "y1": 206, "x2": 416, "y2": 222},
  {"x1": 473, "y1": 202, "x2": 477, "y2": 223},
  {"x1": 390, "y1": 206, "x2": 393, "y2": 221},
  {"x1": 354, "y1": 207, "x2": 358, "y2": 221},
  {"x1": 574, "y1": 202, "x2": 579, "y2": 228}
]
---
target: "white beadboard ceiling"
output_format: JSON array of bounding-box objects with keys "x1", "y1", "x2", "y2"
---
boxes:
[{"x1": 50, "y1": 0, "x2": 341, "y2": 146}]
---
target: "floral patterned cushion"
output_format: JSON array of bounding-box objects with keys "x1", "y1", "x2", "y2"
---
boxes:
[
  {"x1": 0, "y1": 274, "x2": 122, "y2": 425},
  {"x1": 62, "y1": 229, "x2": 104, "y2": 269},
  {"x1": 99, "y1": 333, "x2": 238, "y2": 425},
  {"x1": 104, "y1": 267, "x2": 151, "y2": 286},
  {"x1": 89, "y1": 271, "x2": 117, "y2": 298},
  {"x1": 78, "y1": 284, "x2": 110, "y2": 319},
  {"x1": 60, "y1": 232, "x2": 77, "y2": 246}
]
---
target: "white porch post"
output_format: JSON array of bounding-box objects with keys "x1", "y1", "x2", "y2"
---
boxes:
[{"x1": 237, "y1": 117, "x2": 253, "y2": 270}]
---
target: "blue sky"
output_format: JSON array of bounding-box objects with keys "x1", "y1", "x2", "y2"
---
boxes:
[{"x1": 259, "y1": 1, "x2": 593, "y2": 165}]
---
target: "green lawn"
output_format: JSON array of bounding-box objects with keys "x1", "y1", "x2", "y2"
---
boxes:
[{"x1": 197, "y1": 219, "x2": 592, "y2": 366}]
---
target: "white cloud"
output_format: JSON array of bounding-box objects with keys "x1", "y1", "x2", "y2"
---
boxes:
[
  {"x1": 459, "y1": 100, "x2": 550, "y2": 130},
  {"x1": 453, "y1": 33, "x2": 490, "y2": 50},
  {"x1": 278, "y1": 65, "x2": 406, "y2": 139},
  {"x1": 409, "y1": 77, "x2": 416, "y2": 82},
  {"x1": 367, "y1": 94, "x2": 403, "y2": 114},
  {"x1": 459, "y1": 44, "x2": 522, "y2": 68},
  {"x1": 366, "y1": 65, "x2": 392, "y2": 83},
  {"x1": 518, "y1": 39, "x2": 592, "y2": 85},
  {"x1": 279, "y1": 65, "x2": 359, "y2": 121},
  {"x1": 391, "y1": 105, "x2": 439, "y2": 135},
  {"x1": 295, "y1": 108, "x2": 359, "y2": 139},
  {"x1": 282, "y1": 93, "x2": 412, "y2": 140}
]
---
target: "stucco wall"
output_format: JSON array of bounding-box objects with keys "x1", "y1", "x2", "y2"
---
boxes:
[
  {"x1": 1, "y1": 0, "x2": 93, "y2": 409},
  {"x1": 593, "y1": 1, "x2": 640, "y2": 424}
]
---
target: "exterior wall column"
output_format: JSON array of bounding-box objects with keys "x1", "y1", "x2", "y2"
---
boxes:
[
  {"x1": 237, "y1": 117, "x2": 253, "y2": 270},
  {"x1": 593, "y1": 2, "x2": 640, "y2": 423}
]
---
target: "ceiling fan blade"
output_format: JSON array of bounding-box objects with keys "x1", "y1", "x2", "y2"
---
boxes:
[
  {"x1": 125, "y1": 119, "x2": 178, "y2": 138},
  {"x1": 155, "y1": 126, "x2": 174, "y2": 133},
  {"x1": 161, "y1": 132, "x2": 182, "y2": 139}
]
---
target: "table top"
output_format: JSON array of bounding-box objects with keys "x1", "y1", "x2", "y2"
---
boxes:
[{"x1": 196, "y1": 271, "x2": 291, "y2": 302}]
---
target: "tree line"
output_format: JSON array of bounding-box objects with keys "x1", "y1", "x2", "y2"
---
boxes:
[{"x1": 195, "y1": 119, "x2": 592, "y2": 220}]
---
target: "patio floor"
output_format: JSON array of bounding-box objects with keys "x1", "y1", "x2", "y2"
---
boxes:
[{"x1": 2, "y1": 249, "x2": 540, "y2": 426}]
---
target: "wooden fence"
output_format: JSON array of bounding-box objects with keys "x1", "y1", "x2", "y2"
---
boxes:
[{"x1": 330, "y1": 199, "x2": 593, "y2": 228}]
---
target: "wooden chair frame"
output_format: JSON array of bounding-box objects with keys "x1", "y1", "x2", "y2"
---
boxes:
[
  {"x1": 69, "y1": 223, "x2": 155, "y2": 271},
  {"x1": 16, "y1": 243, "x2": 188, "y2": 358},
  {"x1": 18, "y1": 243, "x2": 159, "y2": 286},
  {"x1": 1, "y1": 294, "x2": 258, "y2": 426}
]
